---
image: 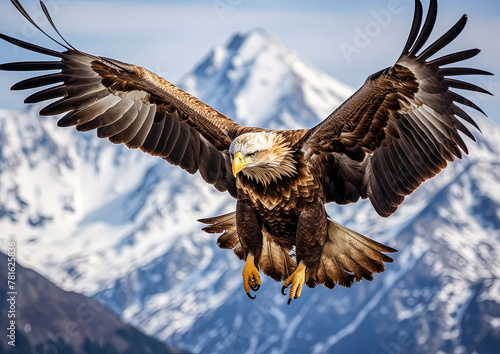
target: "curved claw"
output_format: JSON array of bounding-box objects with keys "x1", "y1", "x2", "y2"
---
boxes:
[
  {"x1": 281, "y1": 285, "x2": 288, "y2": 296},
  {"x1": 282, "y1": 262, "x2": 306, "y2": 304},
  {"x1": 242, "y1": 255, "x2": 261, "y2": 299}
]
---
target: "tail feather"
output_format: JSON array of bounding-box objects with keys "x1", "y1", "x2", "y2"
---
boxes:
[
  {"x1": 259, "y1": 228, "x2": 296, "y2": 281},
  {"x1": 313, "y1": 219, "x2": 397, "y2": 289},
  {"x1": 315, "y1": 255, "x2": 355, "y2": 289},
  {"x1": 199, "y1": 212, "x2": 235, "y2": 231},
  {"x1": 200, "y1": 212, "x2": 296, "y2": 280},
  {"x1": 199, "y1": 212, "x2": 241, "y2": 251},
  {"x1": 200, "y1": 213, "x2": 397, "y2": 289}
]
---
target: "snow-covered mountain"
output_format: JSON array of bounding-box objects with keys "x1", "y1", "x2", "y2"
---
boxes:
[
  {"x1": 1, "y1": 29, "x2": 499, "y2": 353},
  {"x1": 180, "y1": 28, "x2": 352, "y2": 129},
  {"x1": 0, "y1": 252, "x2": 176, "y2": 354}
]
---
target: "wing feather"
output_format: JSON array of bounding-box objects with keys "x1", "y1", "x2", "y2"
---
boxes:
[
  {"x1": 178, "y1": 132, "x2": 200, "y2": 174},
  {"x1": 0, "y1": 1, "x2": 251, "y2": 198},
  {"x1": 161, "y1": 114, "x2": 183, "y2": 157},
  {"x1": 127, "y1": 106, "x2": 156, "y2": 149},
  {"x1": 0, "y1": 61, "x2": 63, "y2": 71},
  {"x1": 39, "y1": 82, "x2": 108, "y2": 115},
  {"x1": 98, "y1": 101, "x2": 141, "y2": 139},
  {"x1": 165, "y1": 120, "x2": 191, "y2": 164},
  {"x1": 428, "y1": 48, "x2": 480, "y2": 67},
  {"x1": 141, "y1": 116, "x2": 166, "y2": 153},
  {"x1": 11, "y1": 72, "x2": 65, "y2": 90},
  {"x1": 110, "y1": 102, "x2": 151, "y2": 144},
  {"x1": 199, "y1": 140, "x2": 222, "y2": 185},
  {"x1": 298, "y1": 0, "x2": 491, "y2": 217},
  {"x1": 73, "y1": 95, "x2": 123, "y2": 129},
  {"x1": 408, "y1": 0, "x2": 437, "y2": 56}
]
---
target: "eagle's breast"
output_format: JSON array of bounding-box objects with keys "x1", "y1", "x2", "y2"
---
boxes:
[{"x1": 237, "y1": 157, "x2": 322, "y2": 228}]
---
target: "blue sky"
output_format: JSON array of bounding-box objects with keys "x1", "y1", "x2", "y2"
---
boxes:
[{"x1": 0, "y1": 0, "x2": 498, "y2": 123}]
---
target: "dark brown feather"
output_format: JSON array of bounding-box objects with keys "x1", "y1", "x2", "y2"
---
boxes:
[
  {"x1": 0, "y1": 13, "x2": 257, "y2": 197},
  {"x1": 297, "y1": 0, "x2": 490, "y2": 217},
  {"x1": 11, "y1": 73, "x2": 65, "y2": 90},
  {"x1": 0, "y1": 0, "x2": 491, "y2": 295}
]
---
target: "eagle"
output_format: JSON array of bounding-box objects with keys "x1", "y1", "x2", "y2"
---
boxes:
[{"x1": 0, "y1": 0, "x2": 492, "y2": 304}]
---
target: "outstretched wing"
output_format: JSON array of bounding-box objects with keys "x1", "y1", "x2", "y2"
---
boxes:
[
  {"x1": 0, "y1": 0, "x2": 254, "y2": 198},
  {"x1": 299, "y1": 0, "x2": 492, "y2": 217}
]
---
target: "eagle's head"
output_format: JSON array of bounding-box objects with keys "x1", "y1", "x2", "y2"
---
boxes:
[{"x1": 229, "y1": 131, "x2": 297, "y2": 186}]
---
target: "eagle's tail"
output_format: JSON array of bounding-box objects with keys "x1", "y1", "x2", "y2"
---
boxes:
[
  {"x1": 199, "y1": 213, "x2": 397, "y2": 289},
  {"x1": 198, "y1": 212, "x2": 244, "y2": 262},
  {"x1": 311, "y1": 219, "x2": 397, "y2": 289},
  {"x1": 199, "y1": 212, "x2": 297, "y2": 281}
]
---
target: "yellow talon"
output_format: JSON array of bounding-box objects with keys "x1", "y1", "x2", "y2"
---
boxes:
[
  {"x1": 282, "y1": 261, "x2": 306, "y2": 305},
  {"x1": 242, "y1": 255, "x2": 261, "y2": 299}
]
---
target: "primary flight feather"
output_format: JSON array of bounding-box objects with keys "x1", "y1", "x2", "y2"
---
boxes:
[{"x1": 0, "y1": 0, "x2": 492, "y2": 303}]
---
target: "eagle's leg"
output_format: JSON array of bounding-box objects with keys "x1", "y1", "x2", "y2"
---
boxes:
[
  {"x1": 282, "y1": 197, "x2": 327, "y2": 304},
  {"x1": 236, "y1": 199, "x2": 263, "y2": 299},
  {"x1": 242, "y1": 254, "x2": 261, "y2": 299},
  {"x1": 281, "y1": 261, "x2": 306, "y2": 305}
]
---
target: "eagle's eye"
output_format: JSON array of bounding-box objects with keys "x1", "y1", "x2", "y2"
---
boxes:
[{"x1": 248, "y1": 151, "x2": 258, "y2": 158}]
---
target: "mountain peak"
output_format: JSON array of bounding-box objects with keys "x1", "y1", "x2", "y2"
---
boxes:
[
  {"x1": 226, "y1": 28, "x2": 274, "y2": 52},
  {"x1": 190, "y1": 28, "x2": 286, "y2": 87},
  {"x1": 180, "y1": 28, "x2": 353, "y2": 128}
]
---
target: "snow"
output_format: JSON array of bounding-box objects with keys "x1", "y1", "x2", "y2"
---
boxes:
[
  {"x1": 179, "y1": 29, "x2": 354, "y2": 129},
  {"x1": 1, "y1": 27, "x2": 500, "y2": 353}
]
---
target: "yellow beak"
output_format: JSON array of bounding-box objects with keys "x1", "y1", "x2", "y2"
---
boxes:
[{"x1": 232, "y1": 152, "x2": 244, "y2": 177}]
